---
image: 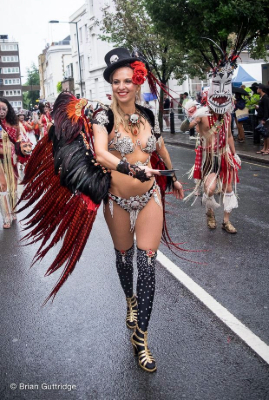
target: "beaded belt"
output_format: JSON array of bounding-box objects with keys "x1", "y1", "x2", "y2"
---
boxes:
[{"x1": 108, "y1": 181, "x2": 161, "y2": 231}]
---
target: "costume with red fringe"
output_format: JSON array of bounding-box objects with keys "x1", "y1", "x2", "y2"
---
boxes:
[{"x1": 184, "y1": 40, "x2": 242, "y2": 214}]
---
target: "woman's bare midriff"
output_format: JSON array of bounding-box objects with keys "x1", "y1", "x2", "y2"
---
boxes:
[
  {"x1": 110, "y1": 168, "x2": 155, "y2": 198},
  {"x1": 108, "y1": 121, "x2": 155, "y2": 197}
]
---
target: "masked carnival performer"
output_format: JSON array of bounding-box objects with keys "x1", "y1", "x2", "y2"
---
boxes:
[
  {"x1": 186, "y1": 40, "x2": 242, "y2": 234},
  {"x1": 17, "y1": 48, "x2": 184, "y2": 373}
]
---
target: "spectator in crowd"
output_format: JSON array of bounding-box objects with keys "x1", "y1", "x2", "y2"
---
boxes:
[
  {"x1": 234, "y1": 93, "x2": 246, "y2": 143},
  {"x1": 182, "y1": 92, "x2": 190, "y2": 113},
  {"x1": 163, "y1": 93, "x2": 170, "y2": 128},
  {"x1": 256, "y1": 83, "x2": 269, "y2": 154}
]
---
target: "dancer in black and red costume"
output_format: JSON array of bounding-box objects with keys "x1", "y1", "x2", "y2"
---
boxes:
[{"x1": 18, "y1": 48, "x2": 184, "y2": 373}]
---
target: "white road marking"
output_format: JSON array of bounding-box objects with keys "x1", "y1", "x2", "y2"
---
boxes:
[{"x1": 157, "y1": 251, "x2": 269, "y2": 365}]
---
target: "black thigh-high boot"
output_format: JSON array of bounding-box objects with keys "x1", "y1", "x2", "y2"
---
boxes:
[
  {"x1": 115, "y1": 245, "x2": 137, "y2": 329},
  {"x1": 131, "y1": 247, "x2": 157, "y2": 372}
]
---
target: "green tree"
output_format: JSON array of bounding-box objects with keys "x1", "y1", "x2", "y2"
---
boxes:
[
  {"x1": 145, "y1": 0, "x2": 269, "y2": 60},
  {"x1": 97, "y1": 0, "x2": 208, "y2": 128},
  {"x1": 57, "y1": 81, "x2": 62, "y2": 93},
  {"x1": 23, "y1": 63, "x2": 40, "y2": 109}
]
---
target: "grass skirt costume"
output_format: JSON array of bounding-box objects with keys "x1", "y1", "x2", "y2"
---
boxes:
[
  {"x1": 0, "y1": 120, "x2": 19, "y2": 226},
  {"x1": 186, "y1": 112, "x2": 241, "y2": 213}
]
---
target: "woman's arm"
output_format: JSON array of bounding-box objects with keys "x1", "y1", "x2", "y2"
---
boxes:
[
  {"x1": 93, "y1": 124, "x2": 124, "y2": 170},
  {"x1": 189, "y1": 116, "x2": 201, "y2": 129},
  {"x1": 93, "y1": 124, "x2": 158, "y2": 181}
]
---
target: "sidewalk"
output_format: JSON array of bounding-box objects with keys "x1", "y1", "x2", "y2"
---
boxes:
[{"x1": 162, "y1": 130, "x2": 269, "y2": 165}]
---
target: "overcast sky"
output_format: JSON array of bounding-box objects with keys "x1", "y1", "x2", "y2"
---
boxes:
[{"x1": 2, "y1": 0, "x2": 85, "y2": 83}]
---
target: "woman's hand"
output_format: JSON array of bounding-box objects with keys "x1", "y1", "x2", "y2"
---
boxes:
[
  {"x1": 173, "y1": 180, "x2": 184, "y2": 200},
  {"x1": 139, "y1": 166, "x2": 161, "y2": 178}
]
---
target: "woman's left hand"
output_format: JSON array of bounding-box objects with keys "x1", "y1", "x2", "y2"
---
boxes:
[{"x1": 173, "y1": 181, "x2": 184, "y2": 200}]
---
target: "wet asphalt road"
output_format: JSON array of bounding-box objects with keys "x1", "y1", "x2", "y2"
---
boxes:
[{"x1": 1, "y1": 145, "x2": 269, "y2": 400}]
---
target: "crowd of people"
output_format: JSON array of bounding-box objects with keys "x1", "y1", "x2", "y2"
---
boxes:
[{"x1": 0, "y1": 100, "x2": 53, "y2": 228}]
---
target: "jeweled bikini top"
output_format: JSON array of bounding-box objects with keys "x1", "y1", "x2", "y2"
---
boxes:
[
  {"x1": 92, "y1": 104, "x2": 162, "y2": 165},
  {"x1": 108, "y1": 129, "x2": 157, "y2": 157}
]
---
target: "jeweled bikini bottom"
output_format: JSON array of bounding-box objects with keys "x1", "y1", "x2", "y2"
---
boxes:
[{"x1": 108, "y1": 181, "x2": 162, "y2": 232}]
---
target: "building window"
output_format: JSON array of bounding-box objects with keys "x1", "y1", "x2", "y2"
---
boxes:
[
  {"x1": 10, "y1": 101, "x2": 21, "y2": 107},
  {"x1": 2, "y1": 55, "x2": 19, "y2": 62},
  {"x1": 4, "y1": 78, "x2": 20, "y2": 85},
  {"x1": 95, "y1": 78, "x2": 99, "y2": 98},
  {"x1": 3, "y1": 67, "x2": 19, "y2": 73},
  {"x1": 1, "y1": 44, "x2": 18, "y2": 51},
  {"x1": 6, "y1": 90, "x2": 21, "y2": 96},
  {"x1": 80, "y1": 55, "x2": 85, "y2": 80},
  {"x1": 85, "y1": 25, "x2": 88, "y2": 42},
  {"x1": 76, "y1": 61, "x2": 79, "y2": 82},
  {"x1": 79, "y1": 27, "x2": 82, "y2": 43}
]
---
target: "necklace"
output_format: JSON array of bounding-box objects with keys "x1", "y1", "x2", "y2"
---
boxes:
[
  {"x1": 120, "y1": 109, "x2": 142, "y2": 136},
  {"x1": 208, "y1": 113, "x2": 224, "y2": 134}
]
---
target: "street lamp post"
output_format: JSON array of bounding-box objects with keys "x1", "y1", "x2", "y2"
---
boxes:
[{"x1": 49, "y1": 20, "x2": 83, "y2": 98}]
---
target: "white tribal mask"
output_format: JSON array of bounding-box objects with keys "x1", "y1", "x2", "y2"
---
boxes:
[{"x1": 208, "y1": 63, "x2": 234, "y2": 114}]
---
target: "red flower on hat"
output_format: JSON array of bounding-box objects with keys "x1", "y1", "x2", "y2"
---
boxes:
[{"x1": 130, "y1": 61, "x2": 147, "y2": 86}]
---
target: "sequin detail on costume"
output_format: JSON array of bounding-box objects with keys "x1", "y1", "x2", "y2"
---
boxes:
[
  {"x1": 136, "y1": 247, "x2": 157, "y2": 331},
  {"x1": 108, "y1": 129, "x2": 157, "y2": 158},
  {"x1": 115, "y1": 245, "x2": 135, "y2": 298},
  {"x1": 108, "y1": 182, "x2": 162, "y2": 231},
  {"x1": 94, "y1": 110, "x2": 110, "y2": 126}
]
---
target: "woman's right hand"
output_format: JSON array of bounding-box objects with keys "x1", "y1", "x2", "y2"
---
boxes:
[{"x1": 139, "y1": 166, "x2": 161, "y2": 178}]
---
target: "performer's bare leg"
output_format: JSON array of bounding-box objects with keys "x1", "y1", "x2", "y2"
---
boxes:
[
  {"x1": 203, "y1": 173, "x2": 219, "y2": 229},
  {"x1": 222, "y1": 175, "x2": 238, "y2": 233}
]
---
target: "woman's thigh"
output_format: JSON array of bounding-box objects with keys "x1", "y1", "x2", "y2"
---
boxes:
[
  {"x1": 135, "y1": 192, "x2": 163, "y2": 251},
  {"x1": 104, "y1": 201, "x2": 134, "y2": 251}
]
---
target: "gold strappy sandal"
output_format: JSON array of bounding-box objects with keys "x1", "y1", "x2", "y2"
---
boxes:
[
  {"x1": 206, "y1": 209, "x2": 216, "y2": 229},
  {"x1": 222, "y1": 221, "x2": 237, "y2": 234},
  {"x1": 131, "y1": 326, "x2": 157, "y2": 372},
  {"x1": 126, "y1": 295, "x2": 138, "y2": 329}
]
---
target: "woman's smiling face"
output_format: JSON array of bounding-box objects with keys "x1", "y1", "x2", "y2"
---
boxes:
[{"x1": 111, "y1": 67, "x2": 137, "y2": 104}]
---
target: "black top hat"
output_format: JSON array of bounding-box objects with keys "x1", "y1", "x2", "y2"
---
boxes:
[{"x1": 103, "y1": 47, "x2": 141, "y2": 83}]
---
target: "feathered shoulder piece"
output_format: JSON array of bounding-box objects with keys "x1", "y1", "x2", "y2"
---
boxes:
[
  {"x1": 184, "y1": 100, "x2": 210, "y2": 120},
  {"x1": 53, "y1": 91, "x2": 90, "y2": 142},
  {"x1": 17, "y1": 92, "x2": 112, "y2": 303}
]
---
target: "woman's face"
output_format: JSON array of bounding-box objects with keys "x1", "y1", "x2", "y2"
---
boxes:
[
  {"x1": 0, "y1": 102, "x2": 8, "y2": 120},
  {"x1": 111, "y1": 67, "x2": 137, "y2": 105},
  {"x1": 20, "y1": 142, "x2": 32, "y2": 156}
]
